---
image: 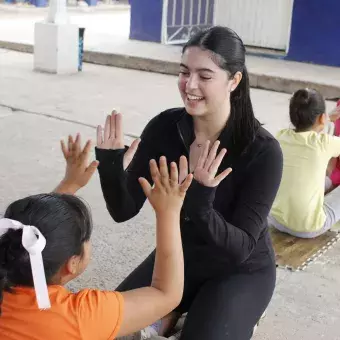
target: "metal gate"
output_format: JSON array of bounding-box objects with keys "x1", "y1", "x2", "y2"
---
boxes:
[
  {"x1": 215, "y1": 0, "x2": 294, "y2": 51},
  {"x1": 162, "y1": 0, "x2": 216, "y2": 45}
]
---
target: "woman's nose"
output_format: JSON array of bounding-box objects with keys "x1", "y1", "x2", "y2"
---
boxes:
[{"x1": 186, "y1": 74, "x2": 199, "y2": 91}]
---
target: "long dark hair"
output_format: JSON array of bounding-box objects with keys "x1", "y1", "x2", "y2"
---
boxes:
[
  {"x1": 183, "y1": 26, "x2": 260, "y2": 150},
  {"x1": 289, "y1": 88, "x2": 326, "y2": 132},
  {"x1": 0, "y1": 193, "x2": 93, "y2": 315}
]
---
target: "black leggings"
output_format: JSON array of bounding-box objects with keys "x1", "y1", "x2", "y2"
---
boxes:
[{"x1": 117, "y1": 252, "x2": 276, "y2": 340}]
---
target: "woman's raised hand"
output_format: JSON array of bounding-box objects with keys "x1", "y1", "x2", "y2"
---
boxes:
[
  {"x1": 97, "y1": 111, "x2": 140, "y2": 170},
  {"x1": 193, "y1": 141, "x2": 232, "y2": 187}
]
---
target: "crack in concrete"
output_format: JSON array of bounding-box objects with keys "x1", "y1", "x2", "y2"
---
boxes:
[{"x1": 0, "y1": 103, "x2": 140, "y2": 139}]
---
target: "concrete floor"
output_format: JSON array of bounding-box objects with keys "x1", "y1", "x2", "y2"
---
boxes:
[{"x1": 1, "y1": 49, "x2": 340, "y2": 339}]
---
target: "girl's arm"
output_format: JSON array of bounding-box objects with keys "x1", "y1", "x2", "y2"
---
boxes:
[
  {"x1": 116, "y1": 158, "x2": 193, "y2": 336},
  {"x1": 54, "y1": 136, "x2": 193, "y2": 337}
]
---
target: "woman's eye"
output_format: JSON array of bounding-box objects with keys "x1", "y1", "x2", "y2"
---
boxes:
[
  {"x1": 200, "y1": 75, "x2": 211, "y2": 80},
  {"x1": 179, "y1": 71, "x2": 189, "y2": 76}
]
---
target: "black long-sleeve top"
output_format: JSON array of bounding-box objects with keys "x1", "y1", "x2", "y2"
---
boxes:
[{"x1": 96, "y1": 108, "x2": 283, "y2": 275}]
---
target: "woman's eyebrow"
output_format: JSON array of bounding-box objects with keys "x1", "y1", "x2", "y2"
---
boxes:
[{"x1": 180, "y1": 63, "x2": 214, "y2": 73}]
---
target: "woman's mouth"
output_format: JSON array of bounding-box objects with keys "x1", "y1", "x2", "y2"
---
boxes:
[{"x1": 187, "y1": 94, "x2": 204, "y2": 102}]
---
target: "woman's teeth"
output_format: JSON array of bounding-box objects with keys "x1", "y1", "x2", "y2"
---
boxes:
[{"x1": 187, "y1": 94, "x2": 204, "y2": 101}]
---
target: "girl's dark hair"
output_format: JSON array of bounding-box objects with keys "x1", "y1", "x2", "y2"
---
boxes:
[
  {"x1": 0, "y1": 193, "x2": 93, "y2": 315},
  {"x1": 289, "y1": 88, "x2": 326, "y2": 132},
  {"x1": 183, "y1": 26, "x2": 260, "y2": 151}
]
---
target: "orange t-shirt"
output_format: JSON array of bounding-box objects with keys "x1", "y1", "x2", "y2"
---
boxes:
[{"x1": 0, "y1": 285, "x2": 124, "y2": 340}]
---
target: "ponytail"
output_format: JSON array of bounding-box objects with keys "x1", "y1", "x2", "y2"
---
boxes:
[{"x1": 230, "y1": 66, "x2": 260, "y2": 151}]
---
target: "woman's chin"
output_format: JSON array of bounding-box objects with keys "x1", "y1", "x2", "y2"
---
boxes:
[{"x1": 184, "y1": 103, "x2": 207, "y2": 117}]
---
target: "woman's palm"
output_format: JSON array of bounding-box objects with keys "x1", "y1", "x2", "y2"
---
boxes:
[
  {"x1": 192, "y1": 141, "x2": 232, "y2": 187},
  {"x1": 97, "y1": 111, "x2": 140, "y2": 170}
]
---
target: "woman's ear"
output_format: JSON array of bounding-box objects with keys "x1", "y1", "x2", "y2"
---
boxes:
[{"x1": 230, "y1": 71, "x2": 243, "y2": 92}]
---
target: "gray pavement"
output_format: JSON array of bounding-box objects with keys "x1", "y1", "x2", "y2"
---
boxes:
[
  {"x1": 0, "y1": 5, "x2": 340, "y2": 100},
  {"x1": 1, "y1": 50, "x2": 340, "y2": 339}
]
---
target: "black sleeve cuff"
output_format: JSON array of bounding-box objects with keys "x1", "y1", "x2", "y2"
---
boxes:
[
  {"x1": 95, "y1": 147, "x2": 128, "y2": 173},
  {"x1": 184, "y1": 179, "x2": 217, "y2": 216}
]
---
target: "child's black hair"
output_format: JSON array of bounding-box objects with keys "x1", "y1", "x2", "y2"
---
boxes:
[
  {"x1": 0, "y1": 193, "x2": 93, "y2": 315},
  {"x1": 289, "y1": 88, "x2": 326, "y2": 132}
]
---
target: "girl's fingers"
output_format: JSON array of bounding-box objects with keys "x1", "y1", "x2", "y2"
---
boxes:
[
  {"x1": 96, "y1": 125, "x2": 103, "y2": 146},
  {"x1": 61, "y1": 140, "x2": 68, "y2": 159},
  {"x1": 138, "y1": 177, "x2": 152, "y2": 198},
  {"x1": 159, "y1": 156, "x2": 170, "y2": 188},
  {"x1": 74, "y1": 134, "x2": 81, "y2": 157},
  {"x1": 179, "y1": 155, "x2": 189, "y2": 183},
  {"x1": 213, "y1": 167, "x2": 232, "y2": 186},
  {"x1": 209, "y1": 148, "x2": 227, "y2": 175},
  {"x1": 153, "y1": 176, "x2": 163, "y2": 191},
  {"x1": 71, "y1": 136, "x2": 77, "y2": 156},
  {"x1": 204, "y1": 140, "x2": 220, "y2": 170},
  {"x1": 196, "y1": 140, "x2": 210, "y2": 169},
  {"x1": 104, "y1": 115, "x2": 111, "y2": 142},
  {"x1": 80, "y1": 140, "x2": 92, "y2": 163},
  {"x1": 149, "y1": 159, "x2": 161, "y2": 182},
  {"x1": 180, "y1": 173, "x2": 193, "y2": 193},
  {"x1": 68, "y1": 135, "x2": 74, "y2": 154},
  {"x1": 170, "y1": 162, "x2": 179, "y2": 187},
  {"x1": 85, "y1": 160, "x2": 99, "y2": 179}
]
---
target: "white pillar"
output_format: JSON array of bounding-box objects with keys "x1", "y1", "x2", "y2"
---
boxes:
[
  {"x1": 34, "y1": 0, "x2": 79, "y2": 74},
  {"x1": 46, "y1": 0, "x2": 69, "y2": 24}
]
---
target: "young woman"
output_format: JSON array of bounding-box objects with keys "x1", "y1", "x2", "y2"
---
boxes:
[
  {"x1": 270, "y1": 88, "x2": 340, "y2": 238},
  {"x1": 0, "y1": 135, "x2": 198, "y2": 339},
  {"x1": 96, "y1": 26, "x2": 283, "y2": 340}
]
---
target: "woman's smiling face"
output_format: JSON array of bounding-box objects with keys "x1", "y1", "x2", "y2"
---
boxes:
[{"x1": 178, "y1": 46, "x2": 233, "y2": 118}]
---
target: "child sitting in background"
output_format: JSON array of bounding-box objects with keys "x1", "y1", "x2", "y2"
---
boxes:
[
  {"x1": 0, "y1": 135, "x2": 194, "y2": 340},
  {"x1": 270, "y1": 89, "x2": 340, "y2": 238}
]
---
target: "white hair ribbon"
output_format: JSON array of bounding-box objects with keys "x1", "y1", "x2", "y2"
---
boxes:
[{"x1": 0, "y1": 218, "x2": 51, "y2": 309}]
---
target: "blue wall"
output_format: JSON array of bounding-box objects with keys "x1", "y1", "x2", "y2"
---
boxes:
[
  {"x1": 287, "y1": 0, "x2": 340, "y2": 67},
  {"x1": 129, "y1": 0, "x2": 163, "y2": 42}
]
